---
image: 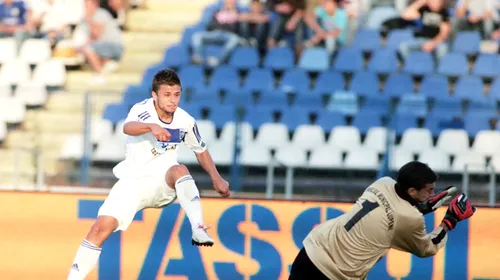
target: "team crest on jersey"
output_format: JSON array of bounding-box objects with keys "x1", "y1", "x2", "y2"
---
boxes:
[{"x1": 179, "y1": 129, "x2": 187, "y2": 141}]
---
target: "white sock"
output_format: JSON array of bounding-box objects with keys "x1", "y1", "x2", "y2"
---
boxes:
[
  {"x1": 175, "y1": 175, "x2": 204, "y2": 230},
  {"x1": 67, "y1": 239, "x2": 101, "y2": 280}
]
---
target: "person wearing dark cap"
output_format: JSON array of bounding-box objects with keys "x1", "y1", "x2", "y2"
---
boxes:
[{"x1": 289, "y1": 161, "x2": 476, "y2": 280}]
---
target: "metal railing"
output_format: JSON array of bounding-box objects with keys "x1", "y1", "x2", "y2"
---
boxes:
[
  {"x1": 0, "y1": 147, "x2": 45, "y2": 191},
  {"x1": 462, "y1": 163, "x2": 497, "y2": 207}
]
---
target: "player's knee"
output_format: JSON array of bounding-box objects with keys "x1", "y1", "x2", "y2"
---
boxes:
[
  {"x1": 166, "y1": 164, "x2": 190, "y2": 188},
  {"x1": 86, "y1": 216, "x2": 118, "y2": 246}
]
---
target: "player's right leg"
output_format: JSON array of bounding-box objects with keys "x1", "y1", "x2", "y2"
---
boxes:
[
  {"x1": 67, "y1": 216, "x2": 118, "y2": 280},
  {"x1": 67, "y1": 178, "x2": 143, "y2": 280},
  {"x1": 289, "y1": 248, "x2": 329, "y2": 280}
]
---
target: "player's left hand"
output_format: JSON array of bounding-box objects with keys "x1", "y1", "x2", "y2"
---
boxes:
[
  {"x1": 213, "y1": 177, "x2": 230, "y2": 198},
  {"x1": 417, "y1": 186, "x2": 457, "y2": 215}
]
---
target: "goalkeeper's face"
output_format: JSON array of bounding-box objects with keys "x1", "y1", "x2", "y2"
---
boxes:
[
  {"x1": 410, "y1": 183, "x2": 436, "y2": 203},
  {"x1": 154, "y1": 84, "x2": 181, "y2": 115}
]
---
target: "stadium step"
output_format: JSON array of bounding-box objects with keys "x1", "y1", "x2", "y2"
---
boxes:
[
  {"x1": 125, "y1": 10, "x2": 199, "y2": 33},
  {"x1": 123, "y1": 32, "x2": 180, "y2": 53},
  {"x1": 118, "y1": 51, "x2": 164, "y2": 73},
  {"x1": 24, "y1": 110, "x2": 84, "y2": 134},
  {"x1": 144, "y1": 0, "x2": 212, "y2": 12},
  {"x1": 65, "y1": 71, "x2": 141, "y2": 93},
  {"x1": 45, "y1": 91, "x2": 122, "y2": 114}
]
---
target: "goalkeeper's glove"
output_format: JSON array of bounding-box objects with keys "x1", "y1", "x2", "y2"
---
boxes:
[
  {"x1": 442, "y1": 193, "x2": 476, "y2": 230},
  {"x1": 416, "y1": 186, "x2": 457, "y2": 215}
]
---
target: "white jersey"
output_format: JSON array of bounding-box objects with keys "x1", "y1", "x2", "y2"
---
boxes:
[{"x1": 113, "y1": 98, "x2": 206, "y2": 178}]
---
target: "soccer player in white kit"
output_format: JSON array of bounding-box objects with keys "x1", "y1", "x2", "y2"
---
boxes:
[{"x1": 67, "y1": 69, "x2": 231, "y2": 280}]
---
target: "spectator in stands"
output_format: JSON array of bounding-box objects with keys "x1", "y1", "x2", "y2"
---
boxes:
[
  {"x1": 191, "y1": 0, "x2": 241, "y2": 67},
  {"x1": 455, "y1": 0, "x2": 494, "y2": 37},
  {"x1": 27, "y1": 0, "x2": 69, "y2": 47},
  {"x1": 0, "y1": 0, "x2": 29, "y2": 47},
  {"x1": 238, "y1": 0, "x2": 270, "y2": 50},
  {"x1": 77, "y1": 0, "x2": 124, "y2": 84},
  {"x1": 399, "y1": 0, "x2": 451, "y2": 59},
  {"x1": 267, "y1": 0, "x2": 306, "y2": 54},
  {"x1": 303, "y1": 0, "x2": 348, "y2": 54},
  {"x1": 100, "y1": 0, "x2": 127, "y2": 29}
]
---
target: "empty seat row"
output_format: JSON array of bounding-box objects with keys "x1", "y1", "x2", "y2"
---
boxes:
[
  {"x1": 0, "y1": 38, "x2": 53, "y2": 64},
  {"x1": 0, "y1": 59, "x2": 66, "y2": 87},
  {"x1": 71, "y1": 130, "x2": 496, "y2": 174}
]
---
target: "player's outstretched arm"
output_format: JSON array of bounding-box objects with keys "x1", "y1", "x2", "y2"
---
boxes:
[
  {"x1": 123, "y1": 122, "x2": 171, "y2": 141},
  {"x1": 195, "y1": 150, "x2": 231, "y2": 197},
  {"x1": 391, "y1": 215, "x2": 448, "y2": 258}
]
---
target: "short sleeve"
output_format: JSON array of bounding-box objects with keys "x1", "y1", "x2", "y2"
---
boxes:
[
  {"x1": 125, "y1": 102, "x2": 152, "y2": 123},
  {"x1": 183, "y1": 120, "x2": 207, "y2": 154}
]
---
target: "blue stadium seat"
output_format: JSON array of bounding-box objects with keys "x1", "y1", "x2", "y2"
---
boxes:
[
  {"x1": 333, "y1": 48, "x2": 364, "y2": 73},
  {"x1": 122, "y1": 85, "x2": 150, "y2": 108},
  {"x1": 489, "y1": 78, "x2": 500, "y2": 100},
  {"x1": 190, "y1": 88, "x2": 220, "y2": 106},
  {"x1": 362, "y1": 96, "x2": 391, "y2": 114},
  {"x1": 313, "y1": 71, "x2": 345, "y2": 95},
  {"x1": 365, "y1": 6, "x2": 399, "y2": 30},
  {"x1": 141, "y1": 63, "x2": 164, "y2": 88},
  {"x1": 294, "y1": 91, "x2": 324, "y2": 108},
  {"x1": 103, "y1": 103, "x2": 129, "y2": 125},
  {"x1": 403, "y1": 51, "x2": 434, "y2": 76},
  {"x1": 349, "y1": 71, "x2": 380, "y2": 96},
  {"x1": 281, "y1": 107, "x2": 311, "y2": 130},
  {"x1": 452, "y1": 31, "x2": 481, "y2": 55},
  {"x1": 351, "y1": 29, "x2": 382, "y2": 52},
  {"x1": 437, "y1": 53, "x2": 468, "y2": 77},
  {"x1": 396, "y1": 94, "x2": 428, "y2": 117},
  {"x1": 315, "y1": 110, "x2": 346, "y2": 131},
  {"x1": 243, "y1": 105, "x2": 276, "y2": 129},
  {"x1": 425, "y1": 112, "x2": 464, "y2": 136},
  {"x1": 208, "y1": 65, "x2": 240, "y2": 92},
  {"x1": 183, "y1": 103, "x2": 202, "y2": 120},
  {"x1": 419, "y1": 75, "x2": 449, "y2": 99},
  {"x1": 162, "y1": 44, "x2": 190, "y2": 69},
  {"x1": 390, "y1": 114, "x2": 418, "y2": 135},
  {"x1": 207, "y1": 104, "x2": 236, "y2": 129},
  {"x1": 352, "y1": 111, "x2": 384, "y2": 134},
  {"x1": 263, "y1": 47, "x2": 295, "y2": 71},
  {"x1": 367, "y1": 48, "x2": 398, "y2": 74},
  {"x1": 242, "y1": 68, "x2": 274, "y2": 93},
  {"x1": 432, "y1": 98, "x2": 462, "y2": 116},
  {"x1": 279, "y1": 68, "x2": 310, "y2": 93},
  {"x1": 178, "y1": 65, "x2": 205, "y2": 92},
  {"x1": 258, "y1": 89, "x2": 288, "y2": 105},
  {"x1": 383, "y1": 73, "x2": 413, "y2": 98},
  {"x1": 464, "y1": 113, "x2": 493, "y2": 136},
  {"x1": 299, "y1": 47, "x2": 330, "y2": 72},
  {"x1": 328, "y1": 90, "x2": 359, "y2": 115},
  {"x1": 180, "y1": 25, "x2": 203, "y2": 47},
  {"x1": 453, "y1": 76, "x2": 484, "y2": 101},
  {"x1": 223, "y1": 89, "x2": 254, "y2": 106},
  {"x1": 472, "y1": 54, "x2": 500, "y2": 77},
  {"x1": 228, "y1": 46, "x2": 260, "y2": 70},
  {"x1": 386, "y1": 29, "x2": 414, "y2": 51}
]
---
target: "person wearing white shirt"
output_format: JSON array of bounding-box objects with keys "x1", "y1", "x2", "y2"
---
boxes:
[{"x1": 67, "y1": 69, "x2": 231, "y2": 280}]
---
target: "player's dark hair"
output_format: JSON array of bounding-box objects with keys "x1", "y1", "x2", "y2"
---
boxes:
[
  {"x1": 152, "y1": 69, "x2": 181, "y2": 93},
  {"x1": 396, "y1": 161, "x2": 437, "y2": 191}
]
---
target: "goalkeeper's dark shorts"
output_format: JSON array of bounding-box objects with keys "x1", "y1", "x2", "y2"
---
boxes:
[{"x1": 289, "y1": 247, "x2": 329, "y2": 280}]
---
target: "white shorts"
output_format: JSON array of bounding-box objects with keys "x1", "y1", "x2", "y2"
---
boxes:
[{"x1": 98, "y1": 163, "x2": 178, "y2": 231}]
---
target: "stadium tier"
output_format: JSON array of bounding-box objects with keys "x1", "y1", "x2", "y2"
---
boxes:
[{"x1": 0, "y1": 0, "x2": 500, "y2": 190}]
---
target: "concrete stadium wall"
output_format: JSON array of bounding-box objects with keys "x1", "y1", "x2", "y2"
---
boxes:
[{"x1": 0, "y1": 191, "x2": 499, "y2": 280}]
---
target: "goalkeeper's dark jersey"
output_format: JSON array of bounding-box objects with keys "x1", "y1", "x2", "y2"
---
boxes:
[{"x1": 303, "y1": 177, "x2": 448, "y2": 280}]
